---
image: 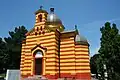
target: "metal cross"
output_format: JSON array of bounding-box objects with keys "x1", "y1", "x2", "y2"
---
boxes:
[{"x1": 40, "y1": 6, "x2": 43, "y2": 9}]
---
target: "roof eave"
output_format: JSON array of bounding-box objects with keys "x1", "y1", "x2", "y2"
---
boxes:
[
  {"x1": 35, "y1": 9, "x2": 48, "y2": 15},
  {"x1": 75, "y1": 41, "x2": 89, "y2": 46}
]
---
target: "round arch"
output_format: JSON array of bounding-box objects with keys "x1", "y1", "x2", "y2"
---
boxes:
[
  {"x1": 33, "y1": 50, "x2": 43, "y2": 58},
  {"x1": 33, "y1": 50, "x2": 43, "y2": 75},
  {"x1": 31, "y1": 46, "x2": 46, "y2": 76}
]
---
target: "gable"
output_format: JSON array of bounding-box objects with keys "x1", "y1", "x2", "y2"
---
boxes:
[{"x1": 31, "y1": 43, "x2": 47, "y2": 52}]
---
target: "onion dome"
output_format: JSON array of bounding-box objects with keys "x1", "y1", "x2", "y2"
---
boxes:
[
  {"x1": 46, "y1": 8, "x2": 62, "y2": 24},
  {"x1": 75, "y1": 34, "x2": 88, "y2": 45}
]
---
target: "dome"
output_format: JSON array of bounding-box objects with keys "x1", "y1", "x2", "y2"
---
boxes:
[
  {"x1": 46, "y1": 8, "x2": 62, "y2": 24},
  {"x1": 75, "y1": 34, "x2": 88, "y2": 44},
  {"x1": 35, "y1": 8, "x2": 48, "y2": 14},
  {"x1": 47, "y1": 13, "x2": 62, "y2": 24}
]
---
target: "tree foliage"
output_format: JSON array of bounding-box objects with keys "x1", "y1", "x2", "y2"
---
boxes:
[
  {"x1": 91, "y1": 22, "x2": 120, "y2": 80},
  {"x1": 0, "y1": 38, "x2": 9, "y2": 73},
  {"x1": 90, "y1": 54, "x2": 99, "y2": 74},
  {"x1": 0, "y1": 26, "x2": 28, "y2": 72}
]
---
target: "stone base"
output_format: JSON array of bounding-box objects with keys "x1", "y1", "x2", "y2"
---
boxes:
[
  {"x1": 45, "y1": 73, "x2": 91, "y2": 80},
  {"x1": 21, "y1": 73, "x2": 91, "y2": 80}
]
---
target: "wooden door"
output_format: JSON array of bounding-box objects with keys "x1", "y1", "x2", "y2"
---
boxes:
[{"x1": 35, "y1": 58, "x2": 42, "y2": 75}]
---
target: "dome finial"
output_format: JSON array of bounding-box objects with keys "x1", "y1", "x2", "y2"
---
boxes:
[
  {"x1": 75, "y1": 25, "x2": 77, "y2": 30},
  {"x1": 50, "y1": 7, "x2": 54, "y2": 13},
  {"x1": 40, "y1": 6, "x2": 43, "y2": 10},
  {"x1": 75, "y1": 25, "x2": 78, "y2": 34}
]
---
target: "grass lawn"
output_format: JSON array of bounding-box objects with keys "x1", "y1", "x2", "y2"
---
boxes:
[{"x1": 0, "y1": 73, "x2": 6, "y2": 78}]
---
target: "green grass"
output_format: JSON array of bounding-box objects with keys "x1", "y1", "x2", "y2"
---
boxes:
[{"x1": 0, "y1": 73, "x2": 6, "y2": 77}]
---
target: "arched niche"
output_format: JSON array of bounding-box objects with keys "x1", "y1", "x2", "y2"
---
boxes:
[{"x1": 31, "y1": 44, "x2": 47, "y2": 76}]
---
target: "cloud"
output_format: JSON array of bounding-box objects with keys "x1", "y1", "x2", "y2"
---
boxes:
[
  {"x1": 79, "y1": 18, "x2": 120, "y2": 57},
  {"x1": 107, "y1": 18, "x2": 120, "y2": 23},
  {"x1": 82, "y1": 18, "x2": 120, "y2": 32},
  {"x1": 90, "y1": 47, "x2": 100, "y2": 57}
]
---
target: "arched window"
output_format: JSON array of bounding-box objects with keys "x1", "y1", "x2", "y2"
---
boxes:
[
  {"x1": 35, "y1": 51, "x2": 43, "y2": 58},
  {"x1": 37, "y1": 27, "x2": 39, "y2": 31},
  {"x1": 38, "y1": 14, "x2": 42, "y2": 22},
  {"x1": 34, "y1": 50, "x2": 43, "y2": 75}
]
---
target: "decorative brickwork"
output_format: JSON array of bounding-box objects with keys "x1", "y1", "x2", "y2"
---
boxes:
[{"x1": 20, "y1": 8, "x2": 91, "y2": 80}]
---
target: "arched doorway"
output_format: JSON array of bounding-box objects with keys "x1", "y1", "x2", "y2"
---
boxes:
[{"x1": 34, "y1": 50, "x2": 43, "y2": 75}]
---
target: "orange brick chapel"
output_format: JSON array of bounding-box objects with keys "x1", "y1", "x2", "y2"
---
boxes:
[{"x1": 20, "y1": 7, "x2": 91, "y2": 79}]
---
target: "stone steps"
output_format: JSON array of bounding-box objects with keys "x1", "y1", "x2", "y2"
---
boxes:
[
  {"x1": 23, "y1": 75, "x2": 48, "y2": 80},
  {"x1": 23, "y1": 76, "x2": 78, "y2": 80}
]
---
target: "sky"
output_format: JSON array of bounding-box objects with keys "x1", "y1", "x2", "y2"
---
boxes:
[{"x1": 0, "y1": 0, "x2": 120, "y2": 56}]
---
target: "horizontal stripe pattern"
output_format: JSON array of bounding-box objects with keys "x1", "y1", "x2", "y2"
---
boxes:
[
  {"x1": 75, "y1": 45, "x2": 90, "y2": 72},
  {"x1": 21, "y1": 29, "x2": 91, "y2": 76},
  {"x1": 21, "y1": 31, "x2": 58, "y2": 75}
]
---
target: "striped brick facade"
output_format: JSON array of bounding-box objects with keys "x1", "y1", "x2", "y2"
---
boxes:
[{"x1": 20, "y1": 8, "x2": 91, "y2": 80}]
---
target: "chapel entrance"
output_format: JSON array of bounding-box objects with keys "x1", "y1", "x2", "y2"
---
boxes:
[{"x1": 34, "y1": 51, "x2": 43, "y2": 75}]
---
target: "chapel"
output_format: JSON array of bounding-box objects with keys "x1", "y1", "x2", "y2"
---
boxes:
[{"x1": 20, "y1": 7, "x2": 91, "y2": 80}]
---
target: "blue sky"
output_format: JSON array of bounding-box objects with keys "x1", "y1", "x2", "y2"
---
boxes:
[{"x1": 0, "y1": 0, "x2": 120, "y2": 56}]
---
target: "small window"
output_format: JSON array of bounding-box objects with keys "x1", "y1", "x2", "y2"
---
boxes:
[
  {"x1": 37, "y1": 27, "x2": 39, "y2": 31},
  {"x1": 39, "y1": 32, "x2": 41, "y2": 35},
  {"x1": 35, "y1": 32, "x2": 37, "y2": 36},
  {"x1": 40, "y1": 26, "x2": 42, "y2": 31},
  {"x1": 38, "y1": 14, "x2": 42, "y2": 22}
]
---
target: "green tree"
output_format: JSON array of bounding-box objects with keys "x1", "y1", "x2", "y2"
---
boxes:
[
  {"x1": 98, "y1": 22, "x2": 120, "y2": 80},
  {"x1": 0, "y1": 38, "x2": 9, "y2": 73},
  {"x1": 4, "y1": 26, "x2": 28, "y2": 69},
  {"x1": 90, "y1": 53, "x2": 104, "y2": 79},
  {"x1": 90, "y1": 54, "x2": 99, "y2": 74}
]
